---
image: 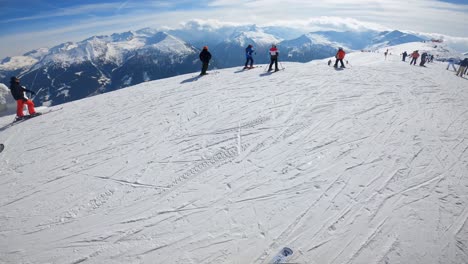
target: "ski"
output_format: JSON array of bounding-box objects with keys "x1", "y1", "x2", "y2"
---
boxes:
[
  {"x1": 242, "y1": 66, "x2": 261, "y2": 70},
  {"x1": 0, "y1": 143, "x2": 4, "y2": 153},
  {"x1": 270, "y1": 247, "x2": 293, "y2": 264},
  {"x1": 11, "y1": 107, "x2": 63, "y2": 126}
]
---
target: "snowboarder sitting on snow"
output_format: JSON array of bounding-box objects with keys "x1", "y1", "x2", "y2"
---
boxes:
[
  {"x1": 244, "y1": 44, "x2": 255, "y2": 69},
  {"x1": 9, "y1": 76, "x2": 39, "y2": 120},
  {"x1": 334, "y1": 47, "x2": 346, "y2": 68},
  {"x1": 268, "y1": 44, "x2": 279, "y2": 72},
  {"x1": 410, "y1": 50, "x2": 419, "y2": 65},
  {"x1": 199, "y1": 46, "x2": 212, "y2": 76}
]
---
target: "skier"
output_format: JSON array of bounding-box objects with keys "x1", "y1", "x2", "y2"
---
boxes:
[
  {"x1": 402, "y1": 51, "x2": 408, "y2": 61},
  {"x1": 384, "y1": 49, "x2": 388, "y2": 60},
  {"x1": 9, "y1": 76, "x2": 39, "y2": 120},
  {"x1": 268, "y1": 44, "x2": 279, "y2": 72},
  {"x1": 334, "y1": 47, "x2": 346, "y2": 68},
  {"x1": 446, "y1": 58, "x2": 457, "y2": 71},
  {"x1": 410, "y1": 50, "x2": 419, "y2": 65},
  {"x1": 199, "y1": 46, "x2": 212, "y2": 76},
  {"x1": 244, "y1": 44, "x2": 255, "y2": 69},
  {"x1": 456, "y1": 58, "x2": 468, "y2": 77},
  {"x1": 420, "y1": 52, "x2": 427, "y2": 67},
  {"x1": 327, "y1": 59, "x2": 332, "y2": 66}
]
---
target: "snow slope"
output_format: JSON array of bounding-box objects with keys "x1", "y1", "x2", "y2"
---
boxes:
[{"x1": 0, "y1": 45, "x2": 467, "y2": 264}]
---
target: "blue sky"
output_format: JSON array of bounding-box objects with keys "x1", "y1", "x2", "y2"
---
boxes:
[{"x1": 0, "y1": 0, "x2": 467, "y2": 58}]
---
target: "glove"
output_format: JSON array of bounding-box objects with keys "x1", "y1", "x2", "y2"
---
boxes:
[{"x1": 23, "y1": 98, "x2": 28, "y2": 102}]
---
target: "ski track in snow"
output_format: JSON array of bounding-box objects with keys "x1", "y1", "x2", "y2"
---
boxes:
[{"x1": 0, "y1": 48, "x2": 468, "y2": 264}]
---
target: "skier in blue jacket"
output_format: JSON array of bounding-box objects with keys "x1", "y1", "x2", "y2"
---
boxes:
[{"x1": 244, "y1": 44, "x2": 255, "y2": 69}]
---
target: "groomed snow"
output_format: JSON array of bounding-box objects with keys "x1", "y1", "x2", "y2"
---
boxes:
[{"x1": 0, "y1": 43, "x2": 467, "y2": 264}]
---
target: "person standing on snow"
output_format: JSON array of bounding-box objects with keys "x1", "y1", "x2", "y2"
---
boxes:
[
  {"x1": 384, "y1": 49, "x2": 388, "y2": 60},
  {"x1": 334, "y1": 47, "x2": 346, "y2": 68},
  {"x1": 420, "y1": 52, "x2": 428, "y2": 67},
  {"x1": 402, "y1": 51, "x2": 408, "y2": 62},
  {"x1": 199, "y1": 46, "x2": 212, "y2": 76},
  {"x1": 9, "y1": 76, "x2": 40, "y2": 120},
  {"x1": 268, "y1": 44, "x2": 279, "y2": 72},
  {"x1": 410, "y1": 50, "x2": 419, "y2": 65},
  {"x1": 244, "y1": 44, "x2": 255, "y2": 69},
  {"x1": 456, "y1": 58, "x2": 468, "y2": 77},
  {"x1": 446, "y1": 58, "x2": 457, "y2": 71}
]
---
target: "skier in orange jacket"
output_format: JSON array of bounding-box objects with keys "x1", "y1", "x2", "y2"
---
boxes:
[{"x1": 334, "y1": 47, "x2": 346, "y2": 68}]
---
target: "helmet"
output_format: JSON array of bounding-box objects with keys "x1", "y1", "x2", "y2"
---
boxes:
[
  {"x1": 10, "y1": 76, "x2": 19, "y2": 82},
  {"x1": 203, "y1": 46, "x2": 208, "y2": 50}
]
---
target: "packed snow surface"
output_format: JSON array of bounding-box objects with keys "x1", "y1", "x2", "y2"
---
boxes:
[{"x1": 0, "y1": 44, "x2": 467, "y2": 264}]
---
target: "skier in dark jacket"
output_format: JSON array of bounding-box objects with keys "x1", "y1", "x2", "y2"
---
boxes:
[
  {"x1": 199, "y1": 46, "x2": 212, "y2": 76},
  {"x1": 456, "y1": 58, "x2": 468, "y2": 77},
  {"x1": 9, "y1": 76, "x2": 39, "y2": 120},
  {"x1": 244, "y1": 44, "x2": 255, "y2": 69},
  {"x1": 402, "y1": 51, "x2": 408, "y2": 61},
  {"x1": 420, "y1": 52, "x2": 427, "y2": 66}
]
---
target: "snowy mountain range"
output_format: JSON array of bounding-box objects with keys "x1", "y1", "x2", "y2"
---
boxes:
[
  {"x1": 0, "y1": 25, "x2": 461, "y2": 111},
  {"x1": 1, "y1": 41, "x2": 467, "y2": 264}
]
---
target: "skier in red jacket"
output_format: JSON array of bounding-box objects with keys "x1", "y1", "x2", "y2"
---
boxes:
[
  {"x1": 268, "y1": 44, "x2": 279, "y2": 72},
  {"x1": 334, "y1": 47, "x2": 346, "y2": 68}
]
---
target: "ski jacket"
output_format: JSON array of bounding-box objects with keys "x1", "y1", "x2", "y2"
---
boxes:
[
  {"x1": 336, "y1": 50, "x2": 345, "y2": 60},
  {"x1": 246, "y1": 46, "x2": 254, "y2": 58},
  {"x1": 461, "y1": 58, "x2": 468, "y2": 67},
  {"x1": 9, "y1": 80, "x2": 32, "y2": 101},
  {"x1": 269, "y1": 47, "x2": 279, "y2": 58},
  {"x1": 199, "y1": 49, "x2": 212, "y2": 63},
  {"x1": 411, "y1": 52, "x2": 420, "y2": 58}
]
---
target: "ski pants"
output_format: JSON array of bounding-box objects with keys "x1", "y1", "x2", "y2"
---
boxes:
[
  {"x1": 201, "y1": 62, "x2": 209, "y2": 75},
  {"x1": 245, "y1": 57, "x2": 253, "y2": 67},
  {"x1": 402, "y1": 55, "x2": 407, "y2": 61},
  {"x1": 16, "y1": 99, "x2": 36, "y2": 117},
  {"x1": 447, "y1": 62, "x2": 457, "y2": 71},
  {"x1": 334, "y1": 59, "x2": 345, "y2": 68},
  {"x1": 456, "y1": 66, "x2": 466, "y2": 77},
  {"x1": 410, "y1": 58, "x2": 417, "y2": 65},
  {"x1": 269, "y1": 57, "x2": 278, "y2": 71}
]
